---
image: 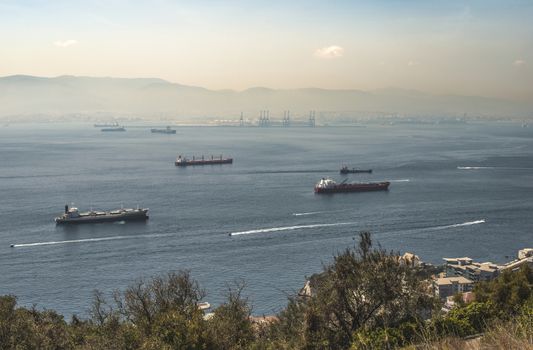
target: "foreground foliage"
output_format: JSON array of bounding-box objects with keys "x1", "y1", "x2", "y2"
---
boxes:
[{"x1": 1, "y1": 233, "x2": 531, "y2": 349}]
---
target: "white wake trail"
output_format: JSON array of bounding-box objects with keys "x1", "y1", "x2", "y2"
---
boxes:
[
  {"x1": 11, "y1": 233, "x2": 171, "y2": 248},
  {"x1": 458, "y1": 166, "x2": 533, "y2": 170},
  {"x1": 292, "y1": 209, "x2": 350, "y2": 216},
  {"x1": 429, "y1": 219, "x2": 485, "y2": 231},
  {"x1": 230, "y1": 222, "x2": 356, "y2": 236},
  {"x1": 292, "y1": 211, "x2": 325, "y2": 216},
  {"x1": 457, "y1": 166, "x2": 495, "y2": 170}
]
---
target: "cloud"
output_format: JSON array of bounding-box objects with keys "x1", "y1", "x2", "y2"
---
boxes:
[
  {"x1": 407, "y1": 60, "x2": 420, "y2": 67},
  {"x1": 54, "y1": 39, "x2": 78, "y2": 47},
  {"x1": 513, "y1": 59, "x2": 525, "y2": 67},
  {"x1": 314, "y1": 45, "x2": 344, "y2": 59}
]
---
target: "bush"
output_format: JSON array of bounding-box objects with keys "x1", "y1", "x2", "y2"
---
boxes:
[
  {"x1": 352, "y1": 327, "x2": 406, "y2": 349},
  {"x1": 474, "y1": 264, "x2": 533, "y2": 316},
  {"x1": 207, "y1": 282, "x2": 254, "y2": 349}
]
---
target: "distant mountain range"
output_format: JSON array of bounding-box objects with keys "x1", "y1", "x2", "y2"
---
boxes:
[{"x1": 1, "y1": 75, "x2": 531, "y2": 119}]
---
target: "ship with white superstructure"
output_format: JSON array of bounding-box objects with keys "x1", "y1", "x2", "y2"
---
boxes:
[
  {"x1": 314, "y1": 178, "x2": 389, "y2": 194},
  {"x1": 55, "y1": 205, "x2": 148, "y2": 224}
]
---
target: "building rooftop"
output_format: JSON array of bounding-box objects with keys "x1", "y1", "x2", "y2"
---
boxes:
[
  {"x1": 400, "y1": 252, "x2": 421, "y2": 266},
  {"x1": 519, "y1": 248, "x2": 533, "y2": 260},
  {"x1": 435, "y1": 276, "x2": 473, "y2": 286},
  {"x1": 500, "y1": 257, "x2": 533, "y2": 271},
  {"x1": 477, "y1": 263, "x2": 498, "y2": 272},
  {"x1": 443, "y1": 257, "x2": 473, "y2": 264}
]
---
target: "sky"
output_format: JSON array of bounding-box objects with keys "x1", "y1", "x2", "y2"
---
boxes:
[{"x1": 1, "y1": 0, "x2": 532, "y2": 100}]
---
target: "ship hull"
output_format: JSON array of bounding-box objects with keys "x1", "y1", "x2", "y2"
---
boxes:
[
  {"x1": 151, "y1": 129, "x2": 176, "y2": 134},
  {"x1": 55, "y1": 209, "x2": 148, "y2": 224},
  {"x1": 340, "y1": 169, "x2": 372, "y2": 174},
  {"x1": 94, "y1": 124, "x2": 118, "y2": 128},
  {"x1": 175, "y1": 159, "x2": 233, "y2": 166},
  {"x1": 315, "y1": 182, "x2": 389, "y2": 194},
  {"x1": 101, "y1": 128, "x2": 125, "y2": 132}
]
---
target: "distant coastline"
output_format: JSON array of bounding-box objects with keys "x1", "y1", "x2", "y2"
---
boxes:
[{"x1": 1, "y1": 75, "x2": 532, "y2": 121}]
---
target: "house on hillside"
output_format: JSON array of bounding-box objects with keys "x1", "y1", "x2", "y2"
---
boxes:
[{"x1": 433, "y1": 276, "x2": 474, "y2": 299}]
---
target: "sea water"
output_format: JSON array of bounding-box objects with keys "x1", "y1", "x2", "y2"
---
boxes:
[{"x1": 0, "y1": 122, "x2": 532, "y2": 316}]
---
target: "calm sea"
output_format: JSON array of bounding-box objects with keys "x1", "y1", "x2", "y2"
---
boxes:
[{"x1": 1, "y1": 122, "x2": 532, "y2": 316}]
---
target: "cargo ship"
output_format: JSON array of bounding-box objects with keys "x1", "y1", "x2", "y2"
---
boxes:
[
  {"x1": 340, "y1": 166, "x2": 372, "y2": 174},
  {"x1": 55, "y1": 205, "x2": 148, "y2": 224},
  {"x1": 175, "y1": 155, "x2": 233, "y2": 166},
  {"x1": 151, "y1": 126, "x2": 176, "y2": 134},
  {"x1": 94, "y1": 122, "x2": 118, "y2": 128},
  {"x1": 101, "y1": 127, "x2": 126, "y2": 132},
  {"x1": 314, "y1": 178, "x2": 389, "y2": 194}
]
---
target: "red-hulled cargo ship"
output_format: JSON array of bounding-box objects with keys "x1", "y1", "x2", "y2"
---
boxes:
[
  {"x1": 314, "y1": 178, "x2": 389, "y2": 194},
  {"x1": 175, "y1": 155, "x2": 233, "y2": 166}
]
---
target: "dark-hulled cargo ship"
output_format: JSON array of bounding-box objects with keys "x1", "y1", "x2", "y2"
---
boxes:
[
  {"x1": 340, "y1": 166, "x2": 372, "y2": 174},
  {"x1": 55, "y1": 205, "x2": 148, "y2": 224},
  {"x1": 314, "y1": 178, "x2": 389, "y2": 194},
  {"x1": 94, "y1": 122, "x2": 119, "y2": 128},
  {"x1": 101, "y1": 127, "x2": 126, "y2": 132},
  {"x1": 175, "y1": 155, "x2": 233, "y2": 166},
  {"x1": 151, "y1": 126, "x2": 176, "y2": 134}
]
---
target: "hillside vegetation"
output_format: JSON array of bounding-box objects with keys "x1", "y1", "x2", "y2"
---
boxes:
[{"x1": 1, "y1": 232, "x2": 531, "y2": 349}]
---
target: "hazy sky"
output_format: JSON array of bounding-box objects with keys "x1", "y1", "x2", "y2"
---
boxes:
[{"x1": 1, "y1": 0, "x2": 532, "y2": 100}]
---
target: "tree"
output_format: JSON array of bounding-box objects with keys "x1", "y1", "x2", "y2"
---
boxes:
[
  {"x1": 0, "y1": 295, "x2": 17, "y2": 348},
  {"x1": 0, "y1": 295, "x2": 73, "y2": 350},
  {"x1": 208, "y1": 281, "x2": 254, "y2": 349},
  {"x1": 260, "y1": 297, "x2": 307, "y2": 349},
  {"x1": 118, "y1": 271, "x2": 206, "y2": 331},
  {"x1": 474, "y1": 264, "x2": 533, "y2": 316},
  {"x1": 299, "y1": 232, "x2": 435, "y2": 348}
]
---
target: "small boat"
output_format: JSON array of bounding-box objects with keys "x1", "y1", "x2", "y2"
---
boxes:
[
  {"x1": 340, "y1": 166, "x2": 372, "y2": 174},
  {"x1": 314, "y1": 178, "x2": 389, "y2": 194},
  {"x1": 197, "y1": 302, "x2": 211, "y2": 310}
]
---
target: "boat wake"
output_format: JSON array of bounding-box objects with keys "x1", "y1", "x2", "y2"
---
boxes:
[
  {"x1": 245, "y1": 169, "x2": 335, "y2": 175},
  {"x1": 0, "y1": 173, "x2": 85, "y2": 180},
  {"x1": 457, "y1": 166, "x2": 495, "y2": 170},
  {"x1": 11, "y1": 233, "x2": 171, "y2": 248},
  {"x1": 458, "y1": 166, "x2": 533, "y2": 170},
  {"x1": 292, "y1": 211, "x2": 325, "y2": 216},
  {"x1": 292, "y1": 209, "x2": 350, "y2": 216},
  {"x1": 229, "y1": 222, "x2": 356, "y2": 236},
  {"x1": 388, "y1": 179, "x2": 410, "y2": 183},
  {"x1": 428, "y1": 219, "x2": 485, "y2": 231}
]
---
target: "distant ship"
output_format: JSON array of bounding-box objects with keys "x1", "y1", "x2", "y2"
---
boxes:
[
  {"x1": 94, "y1": 122, "x2": 119, "y2": 128},
  {"x1": 340, "y1": 166, "x2": 372, "y2": 174},
  {"x1": 55, "y1": 205, "x2": 148, "y2": 224},
  {"x1": 101, "y1": 127, "x2": 126, "y2": 132},
  {"x1": 175, "y1": 155, "x2": 233, "y2": 166},
  {"x1": 314, "y1": 178, "x2": 389, "y2": 194},
  {"x1": 151, "y1": 126, "x2": 176, "y2": 134}
]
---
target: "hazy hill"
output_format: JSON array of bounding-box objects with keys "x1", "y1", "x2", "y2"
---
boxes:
[{"x1": 1, "y1": 75, "x2": 531, "y2": 120}]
